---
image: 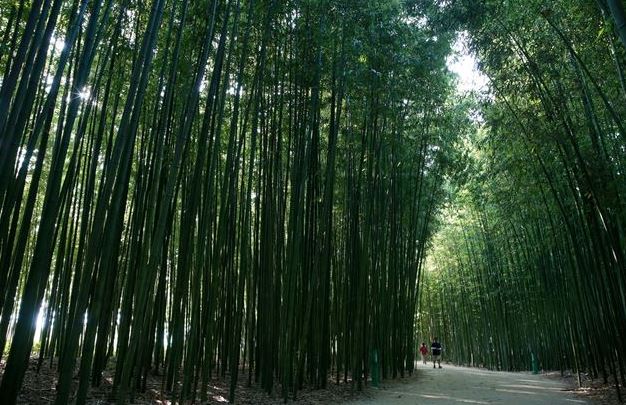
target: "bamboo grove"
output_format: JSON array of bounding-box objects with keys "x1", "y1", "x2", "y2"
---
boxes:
[
  {"x1": 0, "y1": 0, "x2": 463, "y2": 402},
  {"x1": 419, "y1": 0, "x2": 626, "y2": 400}
]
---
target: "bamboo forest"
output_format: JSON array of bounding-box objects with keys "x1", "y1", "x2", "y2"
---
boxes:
[{"x1": 0, "y1": 0, "x2": 625, "y2": 403}]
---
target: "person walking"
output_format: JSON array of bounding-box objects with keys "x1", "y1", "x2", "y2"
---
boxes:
[
  {"x1": 431, "y1": 337, "x2": 442, "y2": 368},
  {"x1": 419, "y1": 342, "x2": 428, "y2": 364}
]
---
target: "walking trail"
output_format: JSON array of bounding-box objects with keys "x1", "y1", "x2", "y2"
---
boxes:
[{"x1": 349, "y1": 363, "x2": 588, "y2": 405}]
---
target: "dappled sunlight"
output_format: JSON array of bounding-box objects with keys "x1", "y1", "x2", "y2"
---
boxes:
[
  {"x1": 420, "y1": 393, "x2": 489, "y2": 404},
  {"x1": 500, "y1": 384, "x2": 565, "y2": 392},
  {"x1": 495, "y1": 388, "x2": 539, "y2": 395},
  {"x1": 383, "y1": 390, "x2": 490, "y2": 404},
  {"x1": 516, "y1": 378, "x2": 560, "y2": 385}
]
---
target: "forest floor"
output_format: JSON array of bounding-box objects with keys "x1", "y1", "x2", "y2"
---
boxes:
[
  {"x1": 3, "y1": 358, "x2": 621, "y2": 404},
  {"x1": 348, "y1": 362, "x2": 620, "y2": 405},
  {"x1": 5, "y1": 357, "x2": 369, "y2": 404}
]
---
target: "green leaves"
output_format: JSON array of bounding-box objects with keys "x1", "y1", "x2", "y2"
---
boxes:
[
  {"x1": 0, "y1": 0, "x2": 466, "y2": 402},
  {"x1": 421, "y1": 1, "x2": 626, "y2": 392}
]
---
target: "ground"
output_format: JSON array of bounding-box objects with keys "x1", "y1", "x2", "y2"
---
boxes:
[
  {"x1": 3, "y1": 358, "x2": 621, "y2": 404},
  {"x1": 349, "y1": 363, "x2": 617, "y2": 405}
]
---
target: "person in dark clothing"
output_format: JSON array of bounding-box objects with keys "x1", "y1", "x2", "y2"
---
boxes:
[{"x1": 431, "y1": 337, "x2": 442, "y2": 368}]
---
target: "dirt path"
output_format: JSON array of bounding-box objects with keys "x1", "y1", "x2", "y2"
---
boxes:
[{"x1": 349, "y1": 363, "x2": 588, "y2": 405}]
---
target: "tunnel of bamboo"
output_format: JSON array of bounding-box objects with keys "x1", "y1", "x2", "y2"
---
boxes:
[{"x1": 0, "y1": 0, "x2": 625, "y2": 403}]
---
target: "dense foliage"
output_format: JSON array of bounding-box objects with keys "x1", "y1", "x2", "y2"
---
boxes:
[
  {"x1": 420, "y1": 0, "x2": 626, "y2": 400},
  {"x1": 0, "y1": 0, "x2": 462, "y2": 403},
  {"x1": 4, "y1": 0, "x2": 625, "y2": 403}
]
